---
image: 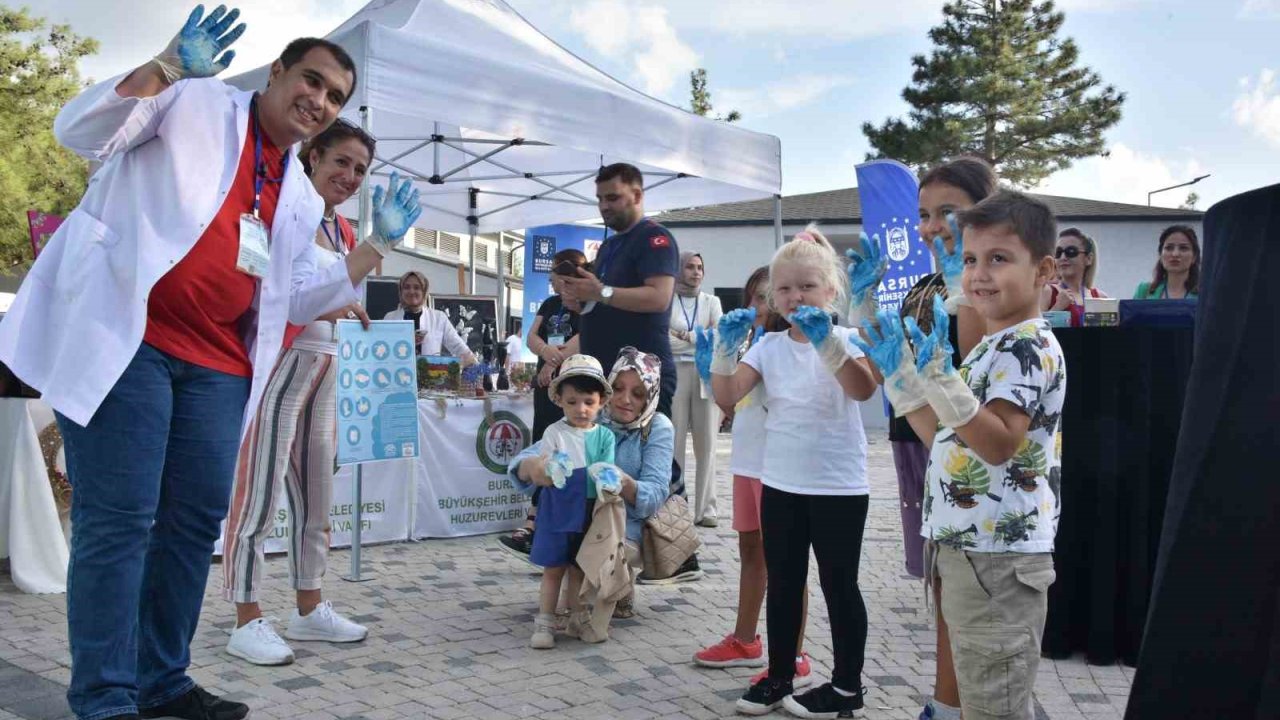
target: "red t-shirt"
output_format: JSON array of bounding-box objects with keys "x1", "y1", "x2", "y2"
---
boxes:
[
  {"x1": 143, "y1": 116, "x2": 285, "y2": 377},
  {"x1": 281, "y1": 214, "x2": 356, "y2": 350}
]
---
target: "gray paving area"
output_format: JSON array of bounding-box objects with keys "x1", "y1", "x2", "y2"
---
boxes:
[{"x1": 0, "y1": 436, "x2": 1133, "y2": 719}]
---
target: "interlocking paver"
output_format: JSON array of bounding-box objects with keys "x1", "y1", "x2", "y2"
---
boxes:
[{"x1": 0, "y1": 436, "x2": 1128, "y2": 719}]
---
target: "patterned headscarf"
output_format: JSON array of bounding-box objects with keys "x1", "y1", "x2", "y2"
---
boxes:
[{"x1": 602, "y1": 346, "x2": 662, "y2": 432}]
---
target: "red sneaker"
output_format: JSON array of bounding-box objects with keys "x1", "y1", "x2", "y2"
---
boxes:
[
  {"x1": 693, "y1": 634, "x2": 766, "y2": 668},
  {"x1": 750, "y1": 652, "x2": 813, "y2": 689}
]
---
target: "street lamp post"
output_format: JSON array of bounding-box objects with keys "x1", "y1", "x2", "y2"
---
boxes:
[{"x1": 1148, "y1": 174, "x2": 1211, "y2": 206}]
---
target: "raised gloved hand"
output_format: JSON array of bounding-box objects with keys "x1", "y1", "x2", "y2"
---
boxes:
[
  {"x1": 367, "y1": 172, "x2": 422, "y2": 257},
  {"x1": 588, "y1": 462, "x2": 623, "y2": 494},
  {"x1": 845, "y1": 232, "x2": 888, "y2": 326},
  {"x1": 546, "y1": 450, "x2": 574, "y2": 490},
  {"x1": 937, "y1": 214, "x2": 967, "y2": 312},
  {"x1": 711, "y1": 307, "x2": 756, "y2": 376},
  {"x1": 851, "y1": 310, "x2": 928, "y2": 415},
  {"x1": 694, "y1": 326, "x2": 714, "y2": 383},
  {"x1": 789, "y1": 305, "x2": 850, "y2": 375},
  {"x1": 906, "y1": 294, "x2": 979, "y2": 428},
  {"x1": 153, "y1": 5, "x2": 247, "y2": 83}
]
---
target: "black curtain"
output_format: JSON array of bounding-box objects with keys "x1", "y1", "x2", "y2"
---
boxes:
[{"x1": 1126, "y1": 185, "x2": 1280, "y2": 718}]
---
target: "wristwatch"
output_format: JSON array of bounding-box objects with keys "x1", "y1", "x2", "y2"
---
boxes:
[{"x1": 600, "y1": 285, "x2": 615, "y2": 304}]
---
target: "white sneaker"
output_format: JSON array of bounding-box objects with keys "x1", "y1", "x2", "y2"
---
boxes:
[
  {"x1": 530, "y1": 613, "x2": 556, "y2": 649},
  {"x1": 285, "y1": 601, "x2": 368, "y2": 643},
  {"x1": 227, "y1": 618, "x2": 295, "y2": 665}
]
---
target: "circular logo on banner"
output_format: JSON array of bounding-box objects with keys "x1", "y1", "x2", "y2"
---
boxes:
[
  {"x1": 886, "y1": 225, "x2": 911, "y2": 262},
  {"x1": 475, "y1": 410, "x2": 531, "y2": 474}
]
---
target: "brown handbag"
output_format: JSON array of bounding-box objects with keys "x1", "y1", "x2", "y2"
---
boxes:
[{"x1": 641, "y1": 493, "x2": 701, "y2": 579}]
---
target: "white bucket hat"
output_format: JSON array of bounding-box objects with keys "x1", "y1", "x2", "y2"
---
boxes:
[{"x1": 549, "y1": 354, "x2": 613, "y2": 399}]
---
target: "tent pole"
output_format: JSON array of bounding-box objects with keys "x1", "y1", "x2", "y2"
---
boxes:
[
  {"x1": 773, "y1": 193, "x2": 783, "y2": 249},
  {"x1": 468, "y1": 188, "x2": 479, "y2": 294},
  {"x1": 496, "y1": 232, "x2": 507, "y2": 336},
  {"x1": 345, "y1": 105, "x2": 372, "y2": 584}
]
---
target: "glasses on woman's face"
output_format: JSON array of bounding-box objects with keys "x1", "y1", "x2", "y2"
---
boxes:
[{"x1": 1055, "y1": 246, "x2": 1089, "y2": 260}]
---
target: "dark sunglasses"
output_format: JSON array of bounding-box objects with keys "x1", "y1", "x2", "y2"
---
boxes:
[
  {"x1": 331, "y1": 116, "x2": 377, "y2": 144},
  {"x1": 1055, "y1": 246, "x2": 1090, "y2": 259}
]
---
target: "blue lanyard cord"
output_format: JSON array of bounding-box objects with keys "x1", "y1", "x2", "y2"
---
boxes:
[
  {"x1": 320, "y1": 217, "x2": 346, "y2": 255},
  {"x1": 677, "y1": 294, "x2": 699, "y2": 331},
  {"x1": 251, "y1": 96, "x2": 288, "y2": 220}
]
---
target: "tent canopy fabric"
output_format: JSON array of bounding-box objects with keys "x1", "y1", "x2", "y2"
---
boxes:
[{"x1": 228, "y1": 0, "x2": 782, "y2": 235}]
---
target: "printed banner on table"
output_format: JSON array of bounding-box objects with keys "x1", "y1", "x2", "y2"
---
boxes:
[
  {"x1": 335, "y1": 320, "x2": 419, "y2": 465},
  {"x1": 855, "y1": 159, "x2": 933, "y2": 312},
  {"x1": 410, "y1": 395, "x2": 534, "y2": 538}
]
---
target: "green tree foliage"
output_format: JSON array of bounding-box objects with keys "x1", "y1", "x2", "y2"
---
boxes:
[
  {"x1": 862, "y1": 0, "x2": 1125, "y2": 187},
  {"x1": 0, "y1": 7, "x2": 98, "y2": 271},
  {"x1": 689, "y1": 68, "x2": 740, "y2": 123}
]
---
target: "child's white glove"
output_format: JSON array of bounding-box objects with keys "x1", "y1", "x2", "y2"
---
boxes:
[
  {"x1": 789, "y1": 305, "x2": 849, "y2": 376},
  {"x1": 939, "y1": 215, "x2": 968, "y2": 314},
  {"x1": 907, "y1": 295, "x2": 979, "y2": 428},
  {"x1": 546, "y1": 450, "x2": 574, "y2": 489},
  {"x1": 851, "y1": 311, "x2": 929, "y2": 415},
  {"x1": 711, "y1": 308, "x2": 756, "y2": 376},
  {"x1": 587, "y1": 462, "x2": 623, "y2": 494}
]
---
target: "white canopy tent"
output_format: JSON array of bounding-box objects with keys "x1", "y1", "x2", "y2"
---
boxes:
[{"x1": 229, "y1": 0, "x2": 783, "y2": 325}]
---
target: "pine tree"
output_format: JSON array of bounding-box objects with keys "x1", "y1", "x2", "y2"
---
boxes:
[
  {"x1": 862, "y1": 0, "x2": 1124, "y2": 187},
  {"x1": 0, "y1": 8, "x2": 98, "y2": 271},
  {"x1": 689, "y1": 68, "x2": 741, "y2": 123}
]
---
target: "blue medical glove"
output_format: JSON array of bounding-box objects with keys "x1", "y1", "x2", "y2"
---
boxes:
[
  {"x1": 846, "y1": 232, "x2": 887, "y2": 325},
  {"x1": 547, "y1": 450, "x2": 573, "y2": 490},
  {"x1": 368, "y1": 172, "x2": 423, "y2": 257},
  {"x1": 905, "y1": 294, "x2": 957, "y2": 376},
  {"x1": 154, "y1": 5, "x2": 247, "y2": 82},
  {"x1": 711, "y1": 308, "x2": 756, "y2": 375},
  {"x1": 850, "y1": 310, "x2": 929, "y2": 414},
  {"x1": 588, "y1": 462, "x2": 623, "y2": 494},
  {"x1": 790, "y1": 305, "x2": 852, "y2": 375},
  {"x1": 936, "y1": 214, "x2": 966, "y2": 309},
  {"x1": 694, "y1": 326, "x2": 714, "y2": 383}
]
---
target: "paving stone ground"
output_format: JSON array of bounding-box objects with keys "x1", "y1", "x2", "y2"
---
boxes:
[{"x1": 0, "y1": 435, "x2": 1133, "y2": 719}]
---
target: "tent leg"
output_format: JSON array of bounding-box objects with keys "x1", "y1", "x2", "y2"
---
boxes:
[
  {"x1": 773, "y1": 193, "x2": 783, "y2": 249},
  {"x1": 468, "y1": 188, "x2": 479, "y2": 294}
]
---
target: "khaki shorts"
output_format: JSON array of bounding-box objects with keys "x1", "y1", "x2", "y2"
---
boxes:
[{"x1": 934, "y1": 545, "x2": 1056, "y2": 720}]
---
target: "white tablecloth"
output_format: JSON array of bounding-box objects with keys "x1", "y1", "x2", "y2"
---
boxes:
[{"x1": 0, "y1": 398, "x2": 69, "y2": 593}]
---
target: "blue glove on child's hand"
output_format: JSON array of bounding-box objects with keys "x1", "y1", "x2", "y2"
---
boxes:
[
  {"x1": 588, "y1": 462, "x2": 623, "y2": 494},
  {"x1": 716, "y1": 308, "x2": 757, "y2": 356},
  {"x1": 936, "y1": 214, "x2": 966, "y2": 296},
  {"x1": 694, "y1": 327, "x2": 714, "y2": 383},
  {"x1": 846, "y1": 232, "x2": 888, "y2": 303},
  {"x1": 788, "y1": 305, "x2": 832, "y2": 347},
  {"x1": 546, "y1": 450, "x2": 573, "y2": 490},
  {"x1": 905, "y1": 294, "x2": 956, "y2": 376}
]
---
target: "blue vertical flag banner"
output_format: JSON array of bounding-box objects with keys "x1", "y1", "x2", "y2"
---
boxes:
[
  {"x1": 855, "y1": 159, "x2": 933, "y2": 313},
  {"x1": 336, "y1": 319, "x2": 420, "y2": 466},
  {"x1": 520, "y1": 223, "x2": 609, "y2": 362}
]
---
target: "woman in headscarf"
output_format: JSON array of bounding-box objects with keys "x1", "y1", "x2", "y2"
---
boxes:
[
  {"x1": 509, "y1": 347, "x2": 680, "y2": 622},
  {"x1": 668, "y1": 252, "x2": 724, "y2": 527}
]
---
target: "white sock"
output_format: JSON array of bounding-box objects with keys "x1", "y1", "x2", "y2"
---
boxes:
[{"x1": 929, "y1": 699, "x2": 961, "y2": 719}]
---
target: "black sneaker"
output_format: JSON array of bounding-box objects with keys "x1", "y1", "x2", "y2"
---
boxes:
[
  {"x1": 140, "y1": 686, "x2": 249, "y2": 720},
  {"x1": 782, "y1": 682, "x2": 865, "y2": 718},
  {"x1": 736, "y1": 675, "x2": 793, "y2": 715},
  {"x1": 497, "y1": 528, "x2": 534, "y2": 563},
  {"x1": 636, "y1": 554, "x2": 704, "y2": 585}
]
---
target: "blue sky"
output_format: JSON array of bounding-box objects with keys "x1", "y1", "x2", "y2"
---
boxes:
[{"x1": 35, "y1": 0, "x2": 1280, "y2": 210}]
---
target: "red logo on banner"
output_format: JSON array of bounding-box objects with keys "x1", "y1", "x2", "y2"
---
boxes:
[{"x1": 650, "y1": 234, "x2": 670, "y2": 248}]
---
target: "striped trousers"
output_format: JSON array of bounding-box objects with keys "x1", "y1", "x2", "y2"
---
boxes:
[{"x1": 222, "y1": 348, "x2": 337, "y2": 603}]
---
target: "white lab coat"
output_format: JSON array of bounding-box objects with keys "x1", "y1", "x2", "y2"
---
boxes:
[
  {"x1": 382, "y1": 307, "x2": 472, "y2": 358},
  {"x1": 0, "y1": 74, "x2": 358, "y2": 434}
]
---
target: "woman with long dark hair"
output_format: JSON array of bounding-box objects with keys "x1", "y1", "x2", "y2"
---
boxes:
[{"x1": 1135, "y1": 225, "x2": 1200, "y2": 299}]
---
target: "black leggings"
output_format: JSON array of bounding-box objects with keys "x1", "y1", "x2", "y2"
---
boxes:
[{"x1": 760, "y1": 485, "x2": 869, "y2": 692}]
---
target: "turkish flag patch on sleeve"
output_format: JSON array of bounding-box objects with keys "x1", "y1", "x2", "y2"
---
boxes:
[{"x1": 650, "y1": 234, "x2": 671, "y2": 248}]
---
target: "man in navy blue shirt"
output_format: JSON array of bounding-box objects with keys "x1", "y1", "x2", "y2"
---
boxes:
[{"x1": 562, "y1": 163, "x2": 679, "y2": 415}]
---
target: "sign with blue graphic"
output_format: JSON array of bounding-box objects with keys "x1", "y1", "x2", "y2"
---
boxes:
[
  {"x1": 531, "y1": 234, "x2": 557, "y2": 273},
  {"x1": 519, "y1": 224, "x2": 609, "y2": 362},
  {"x1": 855, "y1": 159, "x2": 933, "y2": 312},
  {"x1": 335, "y1": 320, "x2": 420, "y2": 466}
]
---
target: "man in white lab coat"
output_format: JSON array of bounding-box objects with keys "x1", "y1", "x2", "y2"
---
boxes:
[{"x1": 0, "y1": 6, "x2": 421, "y2": 720}]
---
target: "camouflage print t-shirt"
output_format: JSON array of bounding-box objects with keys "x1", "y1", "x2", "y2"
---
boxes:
[{"x1": 921, "y1": 318, "x2": 1066, "y2": 553}]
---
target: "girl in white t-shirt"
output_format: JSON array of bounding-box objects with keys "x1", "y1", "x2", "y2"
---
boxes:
[
  {"x1": 710, "y1": 232, "x2": 878, "y2": 717},
  {"x1": 693, "y1": 265, "x2": 815, "y2": 688}
]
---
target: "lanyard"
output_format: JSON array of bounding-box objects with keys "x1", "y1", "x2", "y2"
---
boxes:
[
  {"x1": 251, "y1": 96, "x2": 288, "y2": 220},
  {"x1": 677, "y1": 294, "x2": 700, "y2": 331},
  {"x1": 320, "y1": 217, "x2": 346, "y2": 256}
]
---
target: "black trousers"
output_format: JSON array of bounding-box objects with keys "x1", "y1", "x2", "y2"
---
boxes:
[{"x1": 760, "y1": 485, "x2": 869, "y2": 692}]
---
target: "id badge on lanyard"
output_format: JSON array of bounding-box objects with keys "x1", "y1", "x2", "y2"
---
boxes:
[{"x1": 237, "y1": 97, "x2": 287, "y2": 279}]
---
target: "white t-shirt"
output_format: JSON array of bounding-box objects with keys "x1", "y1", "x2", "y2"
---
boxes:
[
  {"x1": 290, "y1": 245, "x2": 344, "y2": 355},
  {"x1": 741, "y1": 326, "x2": 869, "y2": 496},
  {"x1": 729, "y1": 384, "x2": 767, "y2": 478},
  {"x1": 505, "y1": 334, "x2": 523, "y2": 362}
]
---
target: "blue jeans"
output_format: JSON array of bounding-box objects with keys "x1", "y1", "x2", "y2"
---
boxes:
[{"x1": 57, "y1": 343, "x2": 249, "y2": 720}]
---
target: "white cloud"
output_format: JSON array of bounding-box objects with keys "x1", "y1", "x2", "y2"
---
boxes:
[
  {"x1": 1034, "y1": 143, "x2": 1208, "y2": 208},
  {"x1": 568, "y1": 0, "x2": 699, "y2": 96},
  {"x1": 1238, "y1": 0, "x2": 1280, "y2": 18},
  {"x1": 718, "y1": 75, "x2": 855, "y2": 118},
  {"x1": 1232, "y1": 69, "x2": 1280, "y2": 149}
]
